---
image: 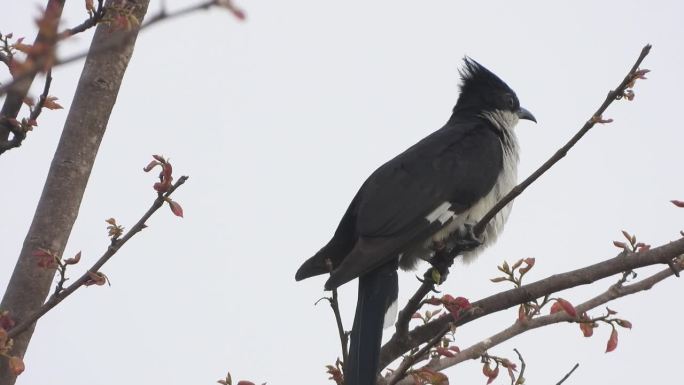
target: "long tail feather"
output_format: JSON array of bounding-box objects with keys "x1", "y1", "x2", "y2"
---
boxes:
[{"x1": 345, "y1": 261, "x2": 398, "y2": 385}]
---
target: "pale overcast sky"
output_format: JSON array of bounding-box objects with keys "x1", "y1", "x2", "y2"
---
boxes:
[{"x1": 2, "y1": 1, "x2": 683, "y2": 384}]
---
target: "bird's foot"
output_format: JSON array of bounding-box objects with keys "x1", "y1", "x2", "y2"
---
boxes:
[
  {"x1": 427, "y1": 241, "x2": 453, "y2": 285},
  {"x1": 452, "y1": 223, "x2": 483, "y2": 254}
]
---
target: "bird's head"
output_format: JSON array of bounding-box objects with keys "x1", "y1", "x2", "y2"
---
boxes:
[{"x1": 454, "y1": 57, "x2": 536, "y2": 129}]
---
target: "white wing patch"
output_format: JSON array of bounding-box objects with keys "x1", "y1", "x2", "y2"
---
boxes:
[
  {"x1": 426, "y1": 201, "x2": 454, "y2": 224},
  {"x1": 383, "y1": 299, "x2": 398, "y2": 329}
]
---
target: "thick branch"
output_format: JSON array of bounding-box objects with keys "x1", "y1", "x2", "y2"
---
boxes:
[
  {"x1": 7, "y1": 176, "x2": 188, "y2": 339},
  {"x1": 379, "y1": 237, "x2": 684, "y2": 369},
  {"x1": 390, "y1": 261, "x2": 680, "y2": 385},
  {"x1": 0, "y1": 1, "x2": 151, "y2": 383}
]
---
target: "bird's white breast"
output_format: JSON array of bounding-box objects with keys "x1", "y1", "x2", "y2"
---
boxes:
[{"x1": 429, "y1": 110, "x2": 520, "y2": 263}]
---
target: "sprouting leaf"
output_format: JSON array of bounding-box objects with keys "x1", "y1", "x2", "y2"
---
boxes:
[
  {"x1": 606, "y1": 327, "x2": 618, "y2": 353},
  {"x1": 43, "y1": 96, "x2": 63, "y2": 110}
]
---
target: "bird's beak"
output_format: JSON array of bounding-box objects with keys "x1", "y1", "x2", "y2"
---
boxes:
[{"x1": 517, "y1": 107, "x2": 536, "y2": 123}]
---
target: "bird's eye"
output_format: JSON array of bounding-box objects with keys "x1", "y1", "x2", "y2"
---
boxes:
[{"x1": 507, "y1": 96, "x2": 515, "y2": 109}]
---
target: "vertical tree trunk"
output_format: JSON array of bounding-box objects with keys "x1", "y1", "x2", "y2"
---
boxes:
[{"x1": 0, "y1": 1, "x2": 150, "y2": 383}]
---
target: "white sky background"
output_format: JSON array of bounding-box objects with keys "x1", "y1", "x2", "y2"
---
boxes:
[{"x1": 1, "y1": 1, "x2": 683, "y2": 384}]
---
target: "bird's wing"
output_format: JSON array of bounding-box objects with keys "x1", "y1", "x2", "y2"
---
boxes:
[{"x1": 325, "y1": 119, "x2": 503, "y2": 289}]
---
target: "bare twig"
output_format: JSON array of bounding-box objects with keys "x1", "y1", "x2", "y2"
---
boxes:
[
  {"x1": 556, "y1": 363, "x2": 580, "y2": 385},
  {"x1": 7, "y1": 176, "x2": 189, "y2": 339},
  {"x1": 0, "y1": 0, "x2": 63, "y2": 151},
  {"x1": 331, "y1": 288, "x2": 349, "y2": 363},
  {"x1": 472, "y1": 44, "x2": 652, "y2": 236},
  {"x1": 58, "y1": 0, "x2": 106, "y2": 39},
  {"x1": 382, "y1": 44, "x2": 654, "y2": 369},
  {"x1": 513, "y1": 348, "x2": 526, "y2": 385}
]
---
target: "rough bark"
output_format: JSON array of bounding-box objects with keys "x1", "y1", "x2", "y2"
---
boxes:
[{"x1": 0, "y1": 1, "x2": 151, "y2": 383}]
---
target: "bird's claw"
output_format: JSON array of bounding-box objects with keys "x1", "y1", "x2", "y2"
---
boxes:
[{"x1": 453, "y1": 223, "x2": 483, "y2": 253}]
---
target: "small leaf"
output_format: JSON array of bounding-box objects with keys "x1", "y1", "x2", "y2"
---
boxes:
[
  {"x1": 490, "y1": 276, "x2": 507, "y2": 283},
  {"x1": 236, "y1": 382, "x2": 256, "y2": 385},
  {"x1": 143, "y1": 160, "x2": 161, "y2": 172},
  {"x1": 511, "y1": 258, "x2": 524, "y2": 271},
  {"x1": 518, "y1": 258, "x2": 536, "y2": 274},
  {"x1": 613, "y1": 241, "x2": 627, "y2": 249},
  {"x1": 616, "y1": 319, "x2": 632, "y2": 329},
  {"x1": 579, "y1": 321, "x2": 594, "y2": 337},
  {"x1": 64, "y1": 251, "x2": 81, "y2": 265},
  {"x1": 43, "y1": 96, "x2": 63, "y2": 110},
  {"x1": 550, "y1": 298, "x2": 577, "y2": 317},
  {"x1": 606, "y1": 327, "x2": 618, "y2": 353},
  {"x1": 168, "y1": 199, "x2": 184, "y2": 218},
  {"x1": 487, "y1": 366, "x2": 499, "y2": 384},
  {"x1": 557, "y1": 298, "x2": 577, "y2": 317}
]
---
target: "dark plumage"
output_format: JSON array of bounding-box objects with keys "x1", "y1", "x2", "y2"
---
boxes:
[{"x1": 296, "y1": 58, "x2": 535, "y2": 385}]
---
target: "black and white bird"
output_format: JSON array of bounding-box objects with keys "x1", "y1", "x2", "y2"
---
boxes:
[{"x1": 295, "y1": 58, "x2": 536, "y2": 385}]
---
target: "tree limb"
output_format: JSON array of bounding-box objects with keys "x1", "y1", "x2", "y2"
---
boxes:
[
  {"x1": 0, "y1": 2, "x2": 152, "y2": 383},
  {"x1": 379, "y1": 236, "x2": 684, "y2": 369},
  {"x1": 389, "y1": 258, "x2": 681, "y2": 384}
]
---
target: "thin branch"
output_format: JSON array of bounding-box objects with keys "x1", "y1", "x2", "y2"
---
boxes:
[
  {"x1": 0, "y1": 69, "x2": 55, "y2": 153},
  {"x1": 513, "y1": 348, "x2": 526, "y2": 385},
  {"x1": 556, "y1": 363, "x2": 580, "y2": 385},
  {"x1": 382, "y1": 43, "x2": 654, "y2": 369},
  {"x1": 391, "y1": 261, "x2": 680, "y2": 384},
  {"x1": 331, "y1": 287, "x2": 349, "y2": 363},
  {"x1": 7, "y1": 176, "x2": 189, "y2": 339},
  {"x1": 472, "y1": 44, "x2": 651, "y2": 236},
  {"x1": 58, "y1": 0, "x2": 106, "y2": 39},
  {"x1": 0, "y1": 0, "x2": 63, "y2": 151}
]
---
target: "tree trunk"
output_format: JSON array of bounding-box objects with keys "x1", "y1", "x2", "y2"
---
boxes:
[{"x1": 0, "y1": 1, "x2": 150, "y2": 383}]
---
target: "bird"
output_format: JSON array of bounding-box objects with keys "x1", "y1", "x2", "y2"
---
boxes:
[{"x1": 295, "y1": 58, "x2": 536, "y2": 385}]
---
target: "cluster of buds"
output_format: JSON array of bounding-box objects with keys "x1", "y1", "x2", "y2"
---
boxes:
[
  {"x1": 577, "y1": 307, "x2": 632, "y2": 353},
  {"x1": 481, "y1": 353, "x2": 519, "y2": 385},
  {"x1": 612, "y1": 230, "x2": 650, "y2": 253},
  {"x1": 144, "y1": 155, "x2": 184, "y2": 217}
]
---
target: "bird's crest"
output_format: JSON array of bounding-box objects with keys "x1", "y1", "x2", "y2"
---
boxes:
[{"x1": 458, "y1": 57, "x2": 514, "y2": 96}]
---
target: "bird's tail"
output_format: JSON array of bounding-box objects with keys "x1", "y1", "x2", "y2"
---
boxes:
[{"x1": 345, "y1": 260, "x2": 398, "y2": 385}]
